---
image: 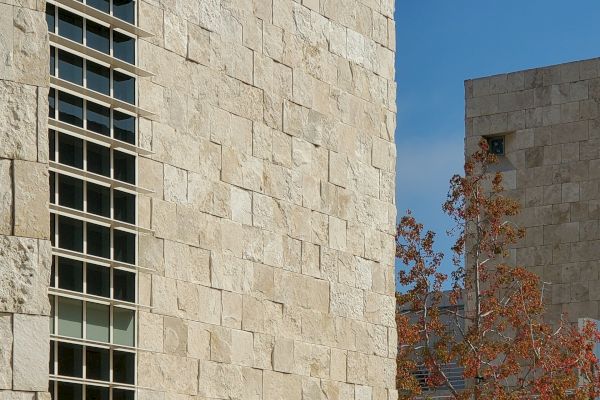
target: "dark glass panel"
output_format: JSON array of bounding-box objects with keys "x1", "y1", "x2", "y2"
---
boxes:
[
  {"x1": 50, "y1": 214, "x2": 55, "y2": 246},
  {"x1": 58, "y1": 9, "x2": 83, "y2": 43},
  {"x1": 58, "y1": 175, "x2": 83, "y2": 210},
  {"x1": 49, "y1": 88, "x2": 55, "y2": 118},
  {"x1": 112, "y1": 390, "x2": 134, "y2": 400},
  {"x1": 58, "y1": 49, "x2": 83, "y2": 85},
  {"x1": 113, "y1": 31, "x2": 135, "y2": 64},
  {"x1": 113, "y1": 269, "x2": 135, "y2": 302},
  {"x1": 86, "y1": 223, "x2": 110, "y2": 258},
  {"x1": 113, "y1": 351, "x2": 135, "y2": 384},
  {"x1": 86, "y1": 0, "x2": 109, "y2": 14},
  {"x1": 86, "y1": 142, "x2": 110, "y2": 177},
  {"x1": 113, "y1": 0, "x2": 134, "y2": 24},
  {"x1": 86, "y1": 347, "x2": 110, "y2": 381},
  {"x1": 49, "y1": 171, "x2": 55, "y2": 204},
  {"x1": 113, "y1": 111, "x2": 135, "y2": 144},
  {"x1": 113, "y1": 150, "x2": 135, "y2": 184},
  {"x1": 49, "y1": 46, "x2": 55, "y2": 76},
  {"x1": 58, "y1": 92, "x2": 83, "y2": 127},
  {"x1": 49, "y1": 129, "x2": 56, "y2": 161},
  {"x1": 58, "y1": 216, "x2": 83, "y2": 252},
  {"x1": 114, "y1": 190, "x2": 135, "y2": 224},
  {"x1": 113, "y1": 71, "x2": 135, "y2": 104},
  {"x1": 49, "y1": 340, "x2": 55, "y2": 374},
  {"x1": 113, "y1": 229, "x2": 135, "y2": 264},
  {"x1": 57, "y1": 342, "x2": 82, "y2": 377},
  {"x1": 46, "y1": 3, "x2": 55, "y2": 32},
  {"x1": 86, "y1": 61, "x2": 110, "y2": 95},
  {"x1": 86, "y1": 263, "x2": 110, "y2": 297},
  {"x1": 86, "y1": 101, "x2": 110, "y2": 136},
  {"x1": 86, "y1": 20, "x2": 110, "y2": 53},
  {"x1": 58, "y1": 133, "x2": 83, "y2": 169},
  {"x1": 50, "y1": 258, "x2": 56, "y2": 287},
  {"x1": 86, "y1": 386, "x2": 109, "y2": 400},
  {"x1": 58, "y1": 257, "x2": 83, "y2": 292},
  {"x1": 57, "y1": 382, "x2": 82, "y2": 400},
  {"x1": 87, "y1": 182, "x2": 110, "y2": 217}
]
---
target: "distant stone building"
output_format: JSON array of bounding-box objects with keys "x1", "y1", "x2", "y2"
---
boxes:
[
  {"x1": 0, "y1": 0, "x2": 398, "y2": 399},
  {"x1": 465, "y1": 59, "x2": 600, "y2": 323}
]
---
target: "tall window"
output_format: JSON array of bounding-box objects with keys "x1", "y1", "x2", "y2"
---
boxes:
[{"x1": 46, "y1": 0, "x2": 151, "y2": 398}]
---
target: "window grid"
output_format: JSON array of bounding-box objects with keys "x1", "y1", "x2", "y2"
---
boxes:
[{"x1": 48, "y1": 0, "x2": 144, "y2": 397}]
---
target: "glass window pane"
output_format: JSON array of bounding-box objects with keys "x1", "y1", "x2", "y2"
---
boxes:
[
  {"x1": 58, "y1": 133, "x2": 83, "y2": 169},
  {"x1": 58, "y1": 91, "x2": 83, "y2": 127},
  {"x1": 86, "y1": 61, "x2": 110, "y2": 95},
  {"x1": 87, "y1": 264, "x2": 110, "y2": 297},
  {"x1": 49, "y1": 340, "x2": 55, "y2": 374},
  {"x1": 57, "y1": 297, "x2": 82, "y2": 338},
  {"x1": 58, "y1": 174, "x2": 83, "y2": 210},
  {"x1": 86, "y1": 302, "x2": 109, "y2": 342},
  {"x1": 113, "y1": 71, "x2": 135, "y2": 104},
  {"x1": 50, "y1": 47, "x2": 55, "y2": 76},
  {"x1": 87, "y1": 0, "x2": 109, "y2": 14},
  {"x1": 113, "y1": 150, "x2": 135, "y2": 184},
  {"x1": 86, "y1": 20, "x2": 110, "y2": 53},
  {"x1": 113, "y1": 31, "x2": 135, "y2": 64},
  {"x1": 57, "y1": 341, "x2": 82, "y2": 377},
  {"x1": 113, "y1": 111, "x2": 135, "y2": 144},
  {"x1": 49, "y1": 171, "x2": 55, "y2": 204},
  {"x1": 58, "y1": 257, "x2": 83, "y2": 292},
  {"x1": 51, "y1": 214, "x2": 55, "y2": 246},
  {"x1": 86, "y1": 101, "x2": 110, "y2": 136},
  {"x1": 58, "y1": 216, "x2": 83, "y2": 252},
  {"x1": 86, "y1": 386, "x2": 109, "y2": 400},
  {"x1": 113, "y1": 269, "x2": 135, "y2": 303},
  {"x1": 49, "y1": 295, "x2": 55, "y2": 334},
  {"x1": 113, "y1": 230, "x2": 135, "y2": 264},
  {"x1": 49, "y1": 88, "x2": 55, "y2": 119},
  {"x1": 112, "y1": 389, "x2": 134, "y2": 400},
  {"x1": 58, "y1": 9, "x2": 83, "y2": 43},
  {"x1": 113, "y1": 0, "x2": 134, "y2": 24},
  {"x1": 113, "y1": 307, "x2": 135, "y2": 346},
  {"x1": 114, "y1": 190, "x2": 135, "y2": 224},
  {"x1": 86, "y1": 347, "x2": 110, "y2": 381},
  {"x1": 46, "y1": 3, "x2": 55, "y2": 32},
  {"x1": 113, "y1": 351, "x2": 135, "y2": 384},
  {"x1": 50, "y1": 260, "x2": 56, "y2": 288},
  {"x1": 86, "y1": 142, "x2": 110, "y2": 177},
  {"x1": 57, "y1": 382, "x2": 82, "y2": 400},
  {"x1": 86, "y1": 223, "x2": 110, "y2": 258},
  {"x1": 58, "y1": 49, "x2": 83, "y2": 85},
  {"x1": 87, "y1": 182, "x2": 110, "y2": 217},
  {"x1": 49, "y1": 129, "x2": 56, "y2": 161}
]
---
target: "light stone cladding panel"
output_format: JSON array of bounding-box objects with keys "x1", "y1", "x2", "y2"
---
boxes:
[
  {"x1": 138, "y1": 0, "x2": 397, "y2": 398},
  {"x1": 0, "y1": 0, "x2": 51, "y2": 397},
  {"x1": 465, "y1": 58, "x2": 600, "y2": 323}
]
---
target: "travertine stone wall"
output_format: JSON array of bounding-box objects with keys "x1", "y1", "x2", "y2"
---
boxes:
[
  {"x1": 0, "y1": 0, "x2": 51, "y2": 397},
  {"x1": 466, "y1": 59, "x2": 600, "y2": 323},
  {"x1": 137, "y1": 0, "x2": 398, "y2": 398}
]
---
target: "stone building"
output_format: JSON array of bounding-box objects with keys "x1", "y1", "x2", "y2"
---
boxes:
[
  {"x1": 0, "y1": 0, "x2": 398, "y2": 399},
  {"x1": 465, "y1": 58, "x2": 600, "y2": 323}
]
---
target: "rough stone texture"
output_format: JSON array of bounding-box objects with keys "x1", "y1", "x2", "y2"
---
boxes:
[
  {"x1": 0, "y1": 0, "x2": 51, "y2": 398},
  {"x1": 466, "y1": 58, "x2": 600, "y2": 323},
  {"x1": 138, "y1": 0, "x2": 397, "y2": 397}
]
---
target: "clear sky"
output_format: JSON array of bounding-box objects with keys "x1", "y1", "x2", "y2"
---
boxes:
[{"x1": 394, "y1": 0, "x2": 600, "y2": 281}]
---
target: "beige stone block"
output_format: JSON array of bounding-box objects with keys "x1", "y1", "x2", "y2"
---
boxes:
[
  {"x1": 356, "y1": 385, "x2": 373, "y2": 400},
  {"x1": 13, "y1": 160, "x2": 48, "y2": 239},
  {"x1": 274, "y1": 269, "x2": 329, "y2": 313},
  {"x1": 164, "y1": 241, "x2": 210, "y2": 285},
  {"x1": 329, "y1": 151, "x2": 348, "y2": 187},
  {"x1": 187, "y1": 321, "x2": 210, "y2": 360},
  {"x1": 211, "y1": 253, "x2": 253, "y2": 294},
  {"x1": 330, "y1": 348, "x2": 347, "y2": 382},
  {"x1": 164, "y1": 164, "x2": 188, "y2": 203},
  {"x1": 365, "y1": 291, "x2": 395, "y2": 327},
  {"x1": 13, "y1": 7, "x2": 48, "y2": 86},
  {"x1": 13, "y1": 314, "x2": 48, "y2": 390},
  {"x1": 273, "y1": 338, "x2": 294, "y2": 373},
  {"x1": 253, "y1": 332, "x2": 274, "y2": 370},
  {"x1": 0, "y1": 160, "x2": 12, "y2": 235},
  {"x1": 139, "y1": 311, "x2": 163, "y2": 353},
  {"x1": 293, "y1": 341, "x2": 330, "y2": 378},
  {"x1": 222, "y1": 146, "x2": 265, "y2": 192},
  {"x1": 164, "y1": 11, "x2": 187, "y2": 56},
  {"x1": 138, "y1": 352, "x2": 198, "y2": 395},
  {"x1": 164, "y1": 316, "x2": 188, "y2": 356},
  {"x1": 222, "y1": 290, "x2": 242, "y2": 329},
  {"x1": 0, "y1": 313, "x2": 11, "y2": 389},
  {"x1": 263, "y1": 370, "x2": 302, "y2": 400},
  {"x1": 329, "y1": 216, "x2": 347, "y2": 251},
  {"x1": 187, "y1": 22, "x2": 210, "y2": 65},
  {"x1": 198, "y1": 360, "x2": 262, "y2": 399},
  {"x1": 178, "y1": 281, "x2": 221, "y2": 325}
]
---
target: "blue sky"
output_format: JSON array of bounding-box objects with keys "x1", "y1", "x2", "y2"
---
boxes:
[{"x1": 394, "y1": 0, "x2": 600, "y2": 281}]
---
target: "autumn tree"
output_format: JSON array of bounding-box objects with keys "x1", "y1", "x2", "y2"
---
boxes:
[{"x1": 396, "y1": 140, "x2": 600, "y2": 400}]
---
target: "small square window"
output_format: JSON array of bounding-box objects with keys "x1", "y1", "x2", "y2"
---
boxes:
[
  {"x1": 49, "y1": 88, "x2": 56, "y2": 119},
  {"x1": 113, "y1": 150, "x2": 135, "y2": 184},
  {"x1": 58, "y1": 174, "x2": 83, "y2": 210},
  {"x1": 49, "y1": 47, "x2": 55, "y2": 76},
  {"x1": 113, "y1": 31, "x2": 135, "y2": 64},
  {"x1": 50, "y1": 259, "x2": 56, "y2": 288},
  {"x1": 87, "y1": 263, "x2": 110, "y2": 298},
  {"x1": 113, "y1": 351, "x2": 135, "y2": 384},
  {"x1": 58, "y1": 49, "x2": 83, "y2": 86},
  {"x1": 113, "y1": 0, "x2": 134, "y2": 24},
  {"x1": 86, "y1": 222, "x2": 110, "y2": 259},
  {"x1": 87, "y1": 20, "x2": 110, "y2": 54},
  {"x1": 58, "y1": 133, "x2": 83, "y2": 169},
  {"x1": 113, "y1": 307, "x2": 135, "y2": 346},
  {"x1": 49, "y1": 172, "x2": 56, "y2": 204},
  {"x1": 57, "y1": 297, "x2": 82, "y2": 338},
  {"x1": 57, "y1": 341, "x2": 82, "y2": 377},
  {"x1": 487, "y1": 136, "x2": 505, "y2": 156},
  {"x1": 46, "y1": 3, "x2": 55, "y2": 32},
  {"x1": 113, "y1": 71, "x2": 135, "y2": 104},
  {"x1": 58, "y1": 91, "x2": 84, "y2": 127},
  {"x1": 86, "y1": 61, "x2": 110, "y2": 95},
  {"x1": 87, "y1": 0, "x2": 109, "y2": 14},
  {"x1": 114, "y1": 190, "x2": 135, "y2": 224},
  {"x1": 58, "y1": 215, "x2": 83, "y2": 252},
  {"x1": 58, "y1": 257, "x2": 83, "y2": 292},
  {"x1": 57, "y1": 382, "x2": 82, "y2": 400},
  {"x1": 87, "y1": 182, "x2": 110, "y2": 217},
  {"x1": 86, "y1": 101, "x2": 110, "y2": 136},
  {"x1": 113, "y1": 229, "x2": 135, "y2": 264},
  {"x1": 113, "y1": 111, "x2": 135, "y2": 144},
  {"x1": 58, "y1": 9, "x2": 83, "y2": 43},
  {"x1": 113, "y1": 269, "x2": 135, "y2": 302},
  {"x1": 86, "y1": 302, "x2": 109, "y2": 342},
  {"x1": 86, "y1": 347, "x2": 109, "y2": 381},
  {"x1": 49, "y1": 340, "x2": 55, "y2": 374},
  {"x1": 112, "y1": 389, "x2": 134, "y2": 400},
  {"x1": 86, "y1": 142, "x2": 110, "y2": 177},
  {"x1": 49, "y1": 129, "x2": 56, "y2": 161},
  {"x1": 86, "y1": 386, "x2": 109, "y2": 400}
]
